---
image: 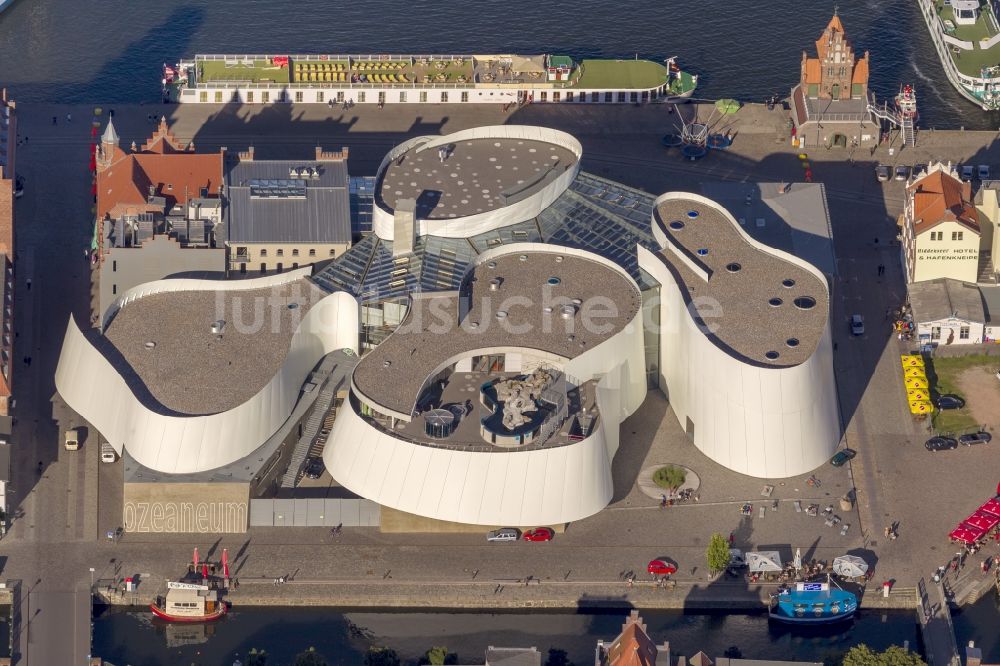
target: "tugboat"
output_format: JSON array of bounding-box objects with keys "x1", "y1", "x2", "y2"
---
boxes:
[
  {"x1": 768, "y1": 580, "x2": 857, "y2": 624},
  {"x1": 150, "y1": 581, "x2": 228, "y2": 623}
]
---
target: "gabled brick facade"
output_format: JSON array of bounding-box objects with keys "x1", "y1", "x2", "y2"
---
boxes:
[{"x1": 800, "y1": 13, "x2": 870, "y2": 100}]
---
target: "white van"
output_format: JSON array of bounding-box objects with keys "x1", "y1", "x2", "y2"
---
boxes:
[
  {"x1": 100, "y1": 440, "x2": 117, "y2": 464},
  {"x1": 486, "y1": 528, "x2": 520, "y2": 542},
  {"x1": 64, "y1": 428, "x2": 81, "y2": 451}
]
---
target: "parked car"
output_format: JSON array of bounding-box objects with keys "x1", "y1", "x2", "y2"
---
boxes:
[
  {"x1": 935, "y1": 395, "x2": 966, "y2": 410},
  {"x1": 304, "y1": 457, "x2": 325, "y2": 479},
  {"x1": 830, "y1": 449, "x2": 857, "y2": 467},
  {"x1": 647, "y1": 559, "x2": 678, "y2": 575},
  {"x1": 925, "y1": 436, "x2": 958, "y2": 452},
  {"x1": 728, "y1": 549, "x2": 747, "y2": 568},
  {"x1": 100, "y1": 440, "x2": 117, "y2": 464},
  {"x1": 961, "y1": 165, "x2": 975, "y2": 181},
  {"x1": 875, "y1": 165, "x2": 891, "y2": 182},
  {"x1": 486, "y1": 528, "x2": 521, "y2": 542},
  {"x1": 959, "y1": 431, "x2": 992, "y2": 446},
  {"x1": 894, "y1": 165, "x2": 911, "y2": 181},
  {"x1": 913, "y1": 163, "x2": 928, "y2": 178},
  {"x1": 979, "y1": 164, "x2": 991, "y2": 180},
  {"x1": 64, "y1": 427, "x2": 81, "y2": 451},
  {"x1": 523, "y1": 527, "x2": 555, "y2": 542},
  {"x1": 850, "y1": 314, "x2": 864, "y2": 336}
]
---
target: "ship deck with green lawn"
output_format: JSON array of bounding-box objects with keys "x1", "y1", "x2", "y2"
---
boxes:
[
  {"x1": 918, "y1": 0, "x2": 1000, "y2": 110},
  {"x1": 165, "y1": 53, "x2": 697, "y2": 105}
]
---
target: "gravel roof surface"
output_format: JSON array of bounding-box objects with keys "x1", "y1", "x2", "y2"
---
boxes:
[
  {"x1": 654, "y1": 198, "x2": 828, "y2": 366},
  {"x1": 377, "y1": 137, "x2": 577, "y2": 219},
  {"x1": 103, "y1": 279, "x2": 324, "y2": 415},
  {"x1": 353, "y1": 251, "x2": 639, "y2": 416}
]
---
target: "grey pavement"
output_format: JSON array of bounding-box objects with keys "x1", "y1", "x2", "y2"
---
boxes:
[{"x1": 3, "y1": 102, "x2": 1000, "y2": 662}]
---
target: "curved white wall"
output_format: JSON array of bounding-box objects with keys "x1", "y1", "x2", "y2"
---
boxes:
[
  {"x1": 325, "y1": 367, "x2": 631, "y2": 526},
  {"x1": 56, "y1": 275, "x2": 359, "y2": 474},
  {"x1": 638, "y1": 233, "x2": 840, "y2": 478},
  {"x1": 372, "y1": 126, "x2": 582, "y2": 240}
]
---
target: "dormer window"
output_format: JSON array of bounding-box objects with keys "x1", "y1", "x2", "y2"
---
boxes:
[{"x1": 167, "y1": 184, "x2": 173, "y2": 191}]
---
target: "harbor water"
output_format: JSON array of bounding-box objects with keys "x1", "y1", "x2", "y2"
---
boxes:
[
  {"x1": 91, "y1": 607, "x2": 923, "y2": 666},
  {"x1": 0, "y1": 0, "x2": 997, "y2": 129}
]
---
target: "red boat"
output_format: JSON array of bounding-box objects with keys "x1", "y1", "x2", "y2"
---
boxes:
[{"x1": 150, "y1": 581, "x2": 227, "y2": 623}]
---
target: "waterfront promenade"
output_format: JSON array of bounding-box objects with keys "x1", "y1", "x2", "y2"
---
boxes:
[{"x1": 2, "y1": 100, "x2": 1000, "y2": 662}]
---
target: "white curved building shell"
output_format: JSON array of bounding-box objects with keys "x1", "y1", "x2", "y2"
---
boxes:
[
  {"x1": 638, "y1": 193, "x2": 840, "y2": 479},
  {"x1": 371, "y1": 126, "x2": 582, "y2": 241},
  {"x1": 55, "y1": 271, "x2": 359, "y2": 474}
]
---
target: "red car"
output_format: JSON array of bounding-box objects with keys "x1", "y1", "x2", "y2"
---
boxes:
[
  {"x1": 647, "y1": 559, "x2": 677, "y2": 575},
  {"x1": 523, "y1": 527, "x2": 554, "y2": 542}
]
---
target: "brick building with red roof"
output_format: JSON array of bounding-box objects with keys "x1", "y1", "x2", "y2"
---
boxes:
[{"x1": 789, "y1": 12, "x2": 879, "y2": 148}]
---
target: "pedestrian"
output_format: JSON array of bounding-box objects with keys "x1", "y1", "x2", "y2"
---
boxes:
[
  {"x1": 729, "y1": 532, "x2": 734, "y2": 545},
  {"x1": 884, "y1": 526, "x2": 890, "y2": 539},
  {"x1": 66, "y1": 113, "x2": 72, "y2": 122},
  {"x1": 25, "y1": 278, "x2": 30, "y2": 291},
  {"x1": 52, "y1": 116, "x2": 57, "y2": 125}
]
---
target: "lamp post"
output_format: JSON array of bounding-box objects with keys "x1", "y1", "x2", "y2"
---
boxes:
[{"x1": 89, "y1": 567, "x2": 95, "y2": 591}]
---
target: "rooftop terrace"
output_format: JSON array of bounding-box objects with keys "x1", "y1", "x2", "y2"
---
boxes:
[
  {"x1": 376, "y1": 136, "x2": 577, "y2": 219},
  {"x1": 352, "y1": 250, "x2": 639, "y2": 416},
  {"x1": 102, "y1": 279, "x2": 325, "y2": 415},
  {"x1": 653, "y1": 197, "x2": 829, "y2": 367}
]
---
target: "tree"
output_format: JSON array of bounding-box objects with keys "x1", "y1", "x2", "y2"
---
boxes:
[
  {"x1": 705, "y1": 532, "x2": 731, "y2": 574},
  {"x1": 546, "y1": 648, "x2": 574, "y2": 666},
  {"x1": 364, "y1": 646, "x2": 401, "y2": 666},
  {"x1": 842, "y1": 644, "x2": 926, "y2": 666},
  {"x1": 246, "y1": 648, "x2": 268, "y2": 666},
  {"x1": 421, "y1": 646, "x2": 457, "y2": 665},
  {"x1": 295, "y1": 647, "x2": 328, "y2": 666},
  {"x1": 653, "y1": 465, "x2": 687, "y2": 491}
]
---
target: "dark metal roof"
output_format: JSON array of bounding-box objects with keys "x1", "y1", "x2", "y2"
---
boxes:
[{"x1": 226, "y1": 159, "x2": 350, "y2": 244}]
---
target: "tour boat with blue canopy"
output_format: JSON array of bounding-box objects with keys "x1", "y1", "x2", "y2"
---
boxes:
[{"x1": 768, "y1": 581, "x2": 857, "y2": 624}]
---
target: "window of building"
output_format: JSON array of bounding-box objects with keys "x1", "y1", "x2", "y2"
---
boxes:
[
  {"x1": 399, "y1": 91, "x2": 407, "y2": 103},
  {"x1": 260, "y1": 263, "x2": 266, "y2": 273},
  {"x1": 236, "y1": 246, "x2": 248, "y2": 257},
  {"x1": 441, "y1": 92, "x2": 448, "y2": 103},
  {"x1": 419, "y1": 91, "x2": 427, "y2": 103},
  {"x1": 262, "y1": 91, "x2": 270, "y2": 103},
  {"x1": 931, "y1": 326, "x2": 941, "y2": 340},
  {"x1": 292, "y1": 248, "x2": 299, "y2": 257},
  {"x1": 359, "y1": 91, "x2": 366, "y2": 103},
  {"x1": 566, "y1": 91, "x2": 574, "y2": 102},
  {"x1": 618, "y1": 92, "x2": 626, "y2": 102},
  {"x1": 112, "y1": 260, "x2": 117, "y2": 272},
  {"x1": 540, "y1": 92, "x2": 548, "y2": 102},
  {"x1": 930, "y1": 231, "x2": 942, "y2": 241},
  {"x1": 641, "y1": 91, "x2": 649, "y2": 101},
  {"x1": 232, "y1": 91, "x2": 239, "y2": 103},
  {"x1": 276, "y1": 249, "x2": 284, "y2": 257},
  {"x1": 460, "y1": 91, "x2": 468, "y2": 102},
  {"x1": 960, "y1": 326, "x2": 970, "y2": 340},
  {"x1": 199, "y1": 91, "x2": 208, "y2": 103},
  {"x1": 337, "y1": 91, "x2": 344, "y2": 103},
  {"x1": 292, "y1": 262, "x2": 298, "y2": 270},
  {"x1": 309, "y1": 248, "x2": 316, "y2": 257},
  {"x1": 378, "y1": 91, "x2": 386, "y2": 105},
  {"x1": 316, "y1": 91, "x2": 323, "y2": 103},
  {"x1": 240, "y1": 263, "x2": 246, "y2": 274},
  {"x1": 247, "y1": 91, "x2": 254, "y2": 103},
  {"x1": 277, "y1": 263, "x2": 283, "y2": 273},
  {"x1": 112, "y1": 284, "x2": 117, "y2": 295},
  {"x1": 952, "y1": 231, "x2": 964, "y2": 241},
  {"x1": 329, "y1": 249, "x2": 336, "y2": 257},
  {"x1": 604, "y1": 92, "x2": 613, "y2": 103},
  {"x1": 213, "y1": 91, "x2": 222, "y2": 103},
  {"x1": 553, "y1": 92, "x2": 560, "y2": 102},
  {"x1": 295, "y1": 91, "x2": 303, "y2": 103},
  {"x1": 260, "y1": 249, "x2": 268, "y2": 257},
  {"x1": 630, "y1": 92, "x2": 639, "y2": 103}
]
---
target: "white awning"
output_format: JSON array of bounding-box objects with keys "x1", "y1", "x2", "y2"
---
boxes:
[{"x1": 746, "y1": 551, "x2": 783, "y2": 572}]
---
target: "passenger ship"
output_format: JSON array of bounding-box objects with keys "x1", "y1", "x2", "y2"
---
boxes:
[
  {"x1": 163, "y1": 53, "x2": 696, "y2": 106},
  {"x1": 768, "y1": 581, "x2": 857, "y2": 624}
]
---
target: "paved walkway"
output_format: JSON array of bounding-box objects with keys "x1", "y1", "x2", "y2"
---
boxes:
[{"x1": 918, "y1": 578, "x2": 961, "y2": 666}]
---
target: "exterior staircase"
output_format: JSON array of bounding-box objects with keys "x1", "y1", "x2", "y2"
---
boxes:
[
  {"x1": 977, "y1": 251, "x2": 995, "y2": 284},
  {"x1": 279, "y1": 369, "x2": 339, "y2": 489},
  {"x1": 900, "y1": 112, "x2": 916, "y2": 148}
]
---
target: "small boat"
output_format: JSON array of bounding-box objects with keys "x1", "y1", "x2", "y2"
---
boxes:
[
  {"x1": 150, "y1": 581, "x2": 228, "y2": 623},
  {"x1": 768, "y1": 581, "x2": 857, "y2": 624}
]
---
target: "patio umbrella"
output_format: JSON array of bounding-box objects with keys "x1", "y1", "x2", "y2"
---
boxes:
[
  {"x1": 979, "y1": 498, "x2": 1000, "y2": 518},
  {"x1": 832, "y1": 555, "x2": 869, "y2": 578},
  {"x1": 794, "y1": 548, "x2": 802, "y2": 572},
  {"x1": 747, "y1": 551, "x2": 783, "y2": 573},
  {"x1": 904, "y1": 377, "x2": 928, "y2": 389},
  {"x1": 222, "y1": 548, "x2": 230, "y2": 579},
  {"x1": 964, "y1": 512, "x2": 1000, "y2": 532},
  {"x1": 904, "y1": 366, "x2": 926, "y2": 378},
  {"x1": 959, "y1": 522, "x2": 988, "y2": 539},
  {"x1": 950, "y1": 526, "x2": 983, "y2": 545},
  {"x1": 201, "y1": 563, "x2": 209, "y2": 581},
  {"x1": 715, "y1": 98, "x2": 741, "y2": 114},
  {"x1": 193, "y1": 547, "x2": 199, "y2": 569}
]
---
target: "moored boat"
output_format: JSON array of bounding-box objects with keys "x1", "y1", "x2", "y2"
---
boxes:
[
  {"x1": 150, "y1": 581, "x2": 228, "y2": 623},
  {"x1": 163, "y1": 52, "x2": 696, "y2": 105},
  {"x1": 768, "y1": 581, "x2": 857, "y2": 624}
]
